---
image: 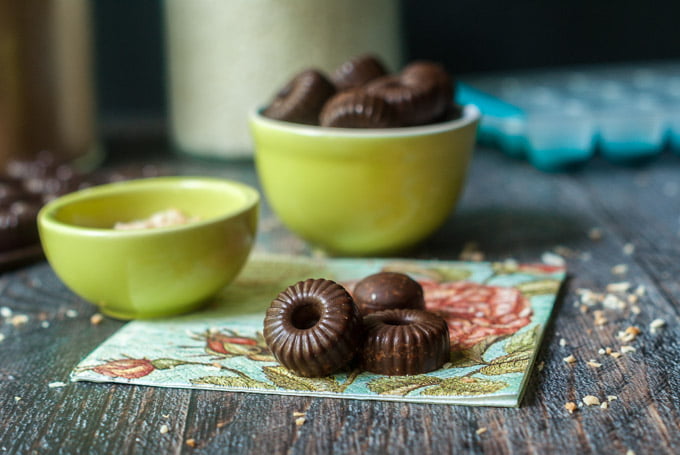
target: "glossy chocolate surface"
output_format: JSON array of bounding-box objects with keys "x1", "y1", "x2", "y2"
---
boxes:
[{"x1": 263, "y1": 278, "x2": 363, "y2": 377}]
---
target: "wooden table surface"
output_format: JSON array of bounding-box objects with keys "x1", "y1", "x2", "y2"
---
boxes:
[{"x1": 1, "y1": 139, "x2": 679, "y2": 455}]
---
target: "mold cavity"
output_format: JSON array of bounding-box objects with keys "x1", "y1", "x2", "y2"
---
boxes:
[{"x1": 291, "y1": 302, "x2": 321, "y2": 330}]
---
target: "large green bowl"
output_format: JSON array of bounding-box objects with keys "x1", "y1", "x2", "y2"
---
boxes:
[
  {"x1": 250, "y1": 105, "x2": 480, "y2": 256},
  {"x1": 38, "y1": 177, "x2": 259, "y2": 319}
]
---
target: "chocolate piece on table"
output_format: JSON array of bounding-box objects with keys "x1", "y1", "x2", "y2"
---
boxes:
[
  {"x1": 264, "y1": 279, "x2": 362, "y2": 377},
  {"x1": 263, "y1": 278, "x2": 363, "y2": 377},
  {"x1": 353, "y1": 271, "x2": 425, "y2": 315},
  {"x1": 359, "y1": 309, "x2": 450, "y2": 376},
  {"x1": 0, "y1": 200, "x2": 41, "y2": 252}
]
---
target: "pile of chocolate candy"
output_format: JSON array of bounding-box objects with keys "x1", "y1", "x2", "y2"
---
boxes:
[
  {"x1": 263, "y1": 272, "x2": 451, "y2": 378},
  {"x1": 0, "y1": 151, "x2": 166, "y2": 261},
  {"x1": 263, "y1": 55, "x2": 459, "y2": 128}
]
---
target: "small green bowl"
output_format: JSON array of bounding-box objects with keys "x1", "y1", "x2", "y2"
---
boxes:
[
  {"x1": 250, "y1": 105, "x2": 480, "y2": 256},
  {"x1": 38, "y1": 176, "x2": 259, "y2": 319}
]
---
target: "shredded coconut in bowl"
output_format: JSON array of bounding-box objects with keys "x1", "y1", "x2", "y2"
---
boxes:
[{"x1": 114, "y1": 208, "x2": 200, "y2": 230}]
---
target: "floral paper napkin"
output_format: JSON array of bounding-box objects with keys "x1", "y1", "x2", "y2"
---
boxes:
[{"x1": 71, "y1": 254, "x2": 566, "y2": 407}]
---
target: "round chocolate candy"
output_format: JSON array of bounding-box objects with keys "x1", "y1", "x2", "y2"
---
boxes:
[
  {"x1": 263, "y1": 69, "x2": 336, "y2": 125},
  {"x1": 0, "y1": 200, "x2": 42, "y2": 252},
  {"x1": 263, "y1": 278, "x2": 363, "y2": 377},
  {"x1": 353, "y1": 271, "x2": 425, "y2": 315},
  {"x1": 364, "y1": 75, "x2": 439, "y2": 126},
  {"x1": 331, "y1": 54, "x2": 388, "y2": 91},
  {"x1": 400, "y1": 61, "x2": 454, "y2": 123},
  {"x1": 359, "y1": 309, "x2": 450, "y2": 376},
  {"x1": 319, "y1": 89, "x2": 398, "y2": 128}
]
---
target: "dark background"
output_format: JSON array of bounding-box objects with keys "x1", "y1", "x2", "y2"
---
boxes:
[{"x1": 93, "y1": 0, "x2": 680, "y2": 129}]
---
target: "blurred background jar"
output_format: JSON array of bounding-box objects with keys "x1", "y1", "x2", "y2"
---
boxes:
[
  {"x1": 0, "y1": 0, "x2": 97, "y2": 171},
  {"x1": 163, "y1": 0, "x2": 402, "y2": 160}
]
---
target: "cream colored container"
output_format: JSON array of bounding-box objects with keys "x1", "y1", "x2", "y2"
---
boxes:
[
  {"x1": 0, "y1": 0, "x2": 96, "y2": 169},
  {"x1": 164, "y1": 0, "x2": 402, "y2": 159}
]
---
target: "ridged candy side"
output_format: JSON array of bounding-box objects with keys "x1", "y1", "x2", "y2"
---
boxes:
[
  {"x1": 263, "y1": 278, "x2": 362, "y2": 377},
  {"x1": 359, "y1": 309, "x2": 450, "y2": 375}
]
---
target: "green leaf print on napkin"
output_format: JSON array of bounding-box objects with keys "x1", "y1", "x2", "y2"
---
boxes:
[
  {"x1": 366, "y1": 375, "x2": 442, "y2": 396},
  {"x1": 455, "y1": 336, "x2": 503, "y2": 365},
  {"x1": 505, "y1": 324, "x2": 540, "y2": 354},
  {"x1": 263, "y1": 366, "x2": 359, "y2": 393},
  {"x1": 477, "y1": 351, "x2": 531, "y2": 376},
  {"x1": 476, "y1": 325, "x2": 539, "y2": 376},
  {"x1": 516, "y1": 279, "x2": 562, "y2": 298},
  {"x1": 420, "y1": 377, "x2": 508, "y2": 396},
  {"x1": 192, "y1": 375, "x2": 275, "y2": 390}
]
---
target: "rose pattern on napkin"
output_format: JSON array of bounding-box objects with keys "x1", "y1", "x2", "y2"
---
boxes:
[{"x1": 422, "y1": 280, "x2": 532, "y2": 350}]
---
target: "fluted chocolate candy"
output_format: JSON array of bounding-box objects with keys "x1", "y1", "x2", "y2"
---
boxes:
[
  {"x1": 331, "y1": 54, "x2": 388, "y2": 91},
  {"x1": 401, "y1": 61, "x2": 454, "y2": 123},
  {"x1": 263, "y1": 278, "x2": 363, "y2": 377},
  {"x1": 364, "y1": 75, "x2": 438, "y2": 126},
  {"x1": 319, "y1": 89, "x2": 397, "y2": 128},
  {"x1": 359, "y1": 309, "x2": 450, "y2": 376},
  {"x1": 353, "y1": 271, "x2": 425, "y2": 315},
  {"x1": 262, "y1": 55, "x2": 458, "y2": 128},
  {"x1": 263, "y1": 69, "x2": 336, "y2": 125}
]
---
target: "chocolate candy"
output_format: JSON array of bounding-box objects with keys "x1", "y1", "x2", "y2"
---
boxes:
[
  {"x1": 401, "y1": 61, "x2": 454, "y2": 123},
  {"x1": 359, "y1": 309, "x2": 450, "y2": 375},
  {"x1": 0, "y1": 200, "x2": 41, "y2": 252},
  {"x1": 263, "y1": 69, "x2": 336, "y2": 125},
  {"x1": 263, "y1": 55, "x2": 458, "y2": 128},
  {"x1": 0, "y1": 173, "x2": 50, "y2": 254},
  {"x1": 331, "y1": 54, "x2": 388, "y2": 91},
  {"x1": 319, "y1": 89, "x2": 397, "y2": 128},
  {"x1": 364, "y1": 75, "x2": 439, "y2": 126},
  {"x1": 353, "y1": 271, "x2": 425, "y2": 315},
  {"x1": 263, "y1": 278, "x2": 363, "y2": 377}
]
